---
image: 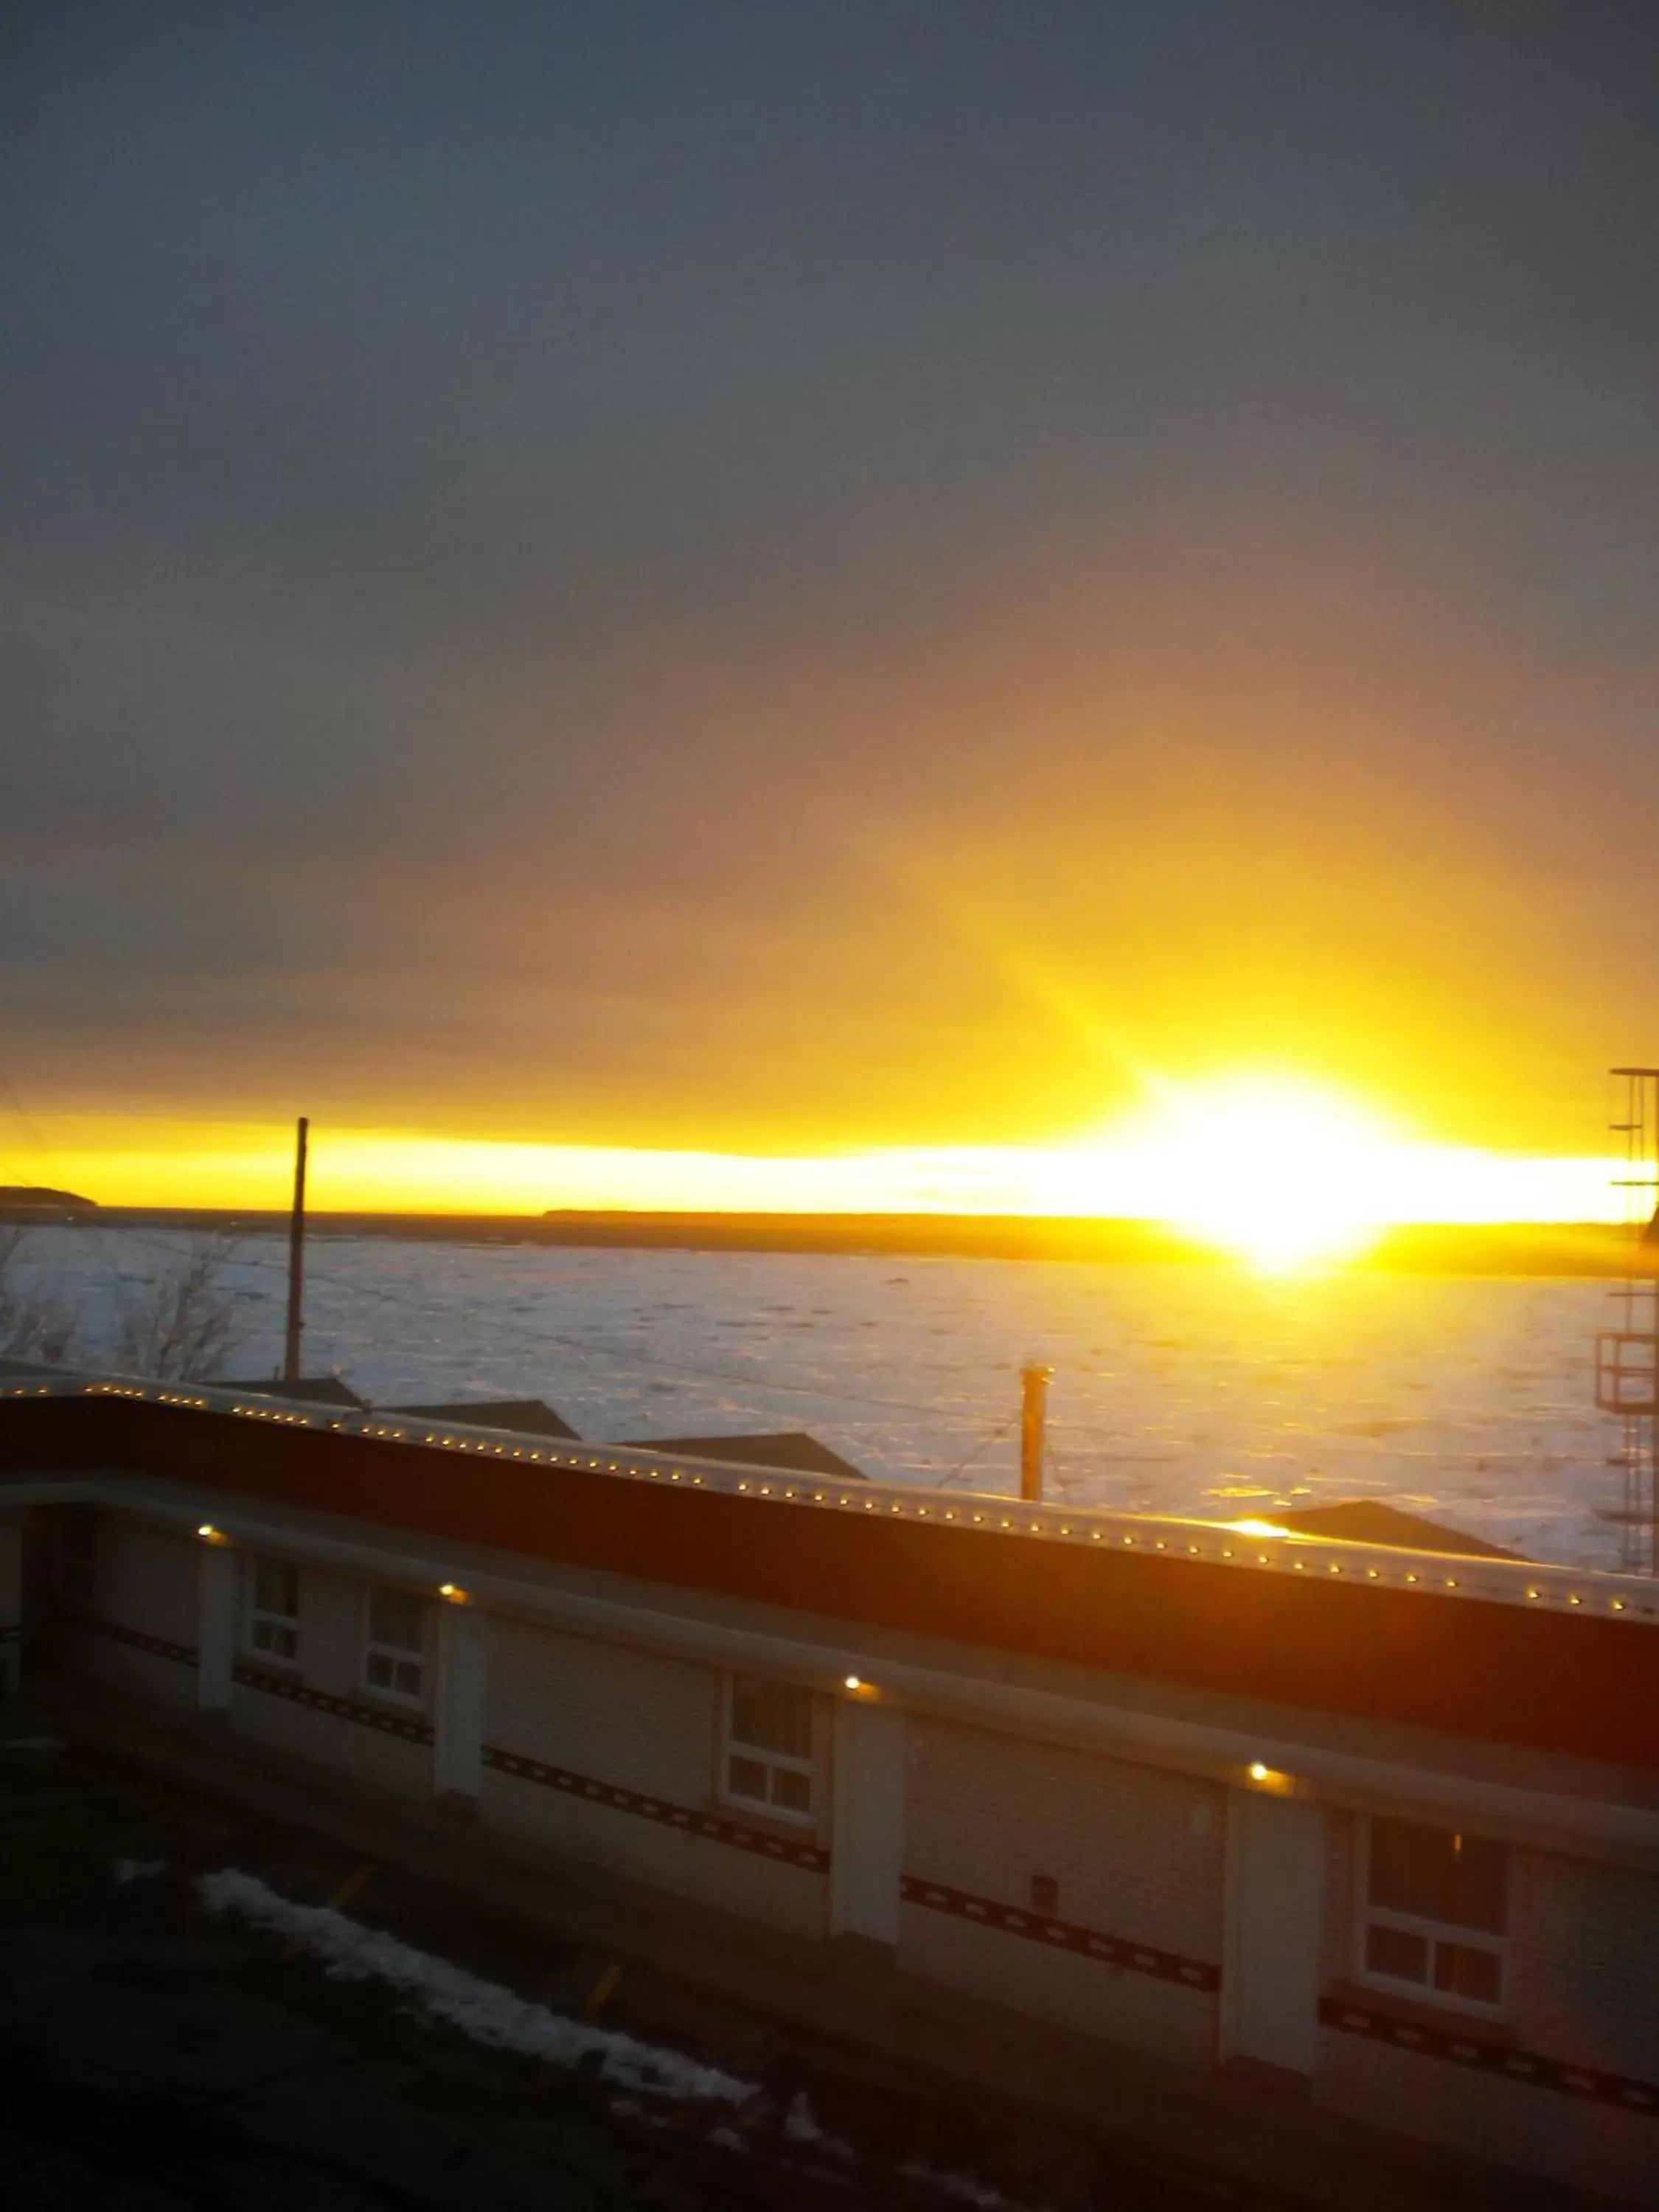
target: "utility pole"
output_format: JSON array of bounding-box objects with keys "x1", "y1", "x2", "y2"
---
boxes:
[
  {"x1": 1019, "y1": 1362, "x2": 1052, "y2": 1502},
  {"x1": 283, "y1": 1116, "x2": 308, "y2": 1387}
]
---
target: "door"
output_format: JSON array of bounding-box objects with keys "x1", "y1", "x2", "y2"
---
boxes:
[
  {"x1": 830, "y1": 1700, "x2": 907, "y2": 1944},
  {"x1": 1224, "y1": 1789, "x2": 1324, "y2": 2075}
]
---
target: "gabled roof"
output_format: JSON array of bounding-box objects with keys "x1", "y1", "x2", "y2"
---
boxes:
[
  {"x1": 1275, "y1": 1501, "x2": 1524, "y2": 1561},
  {"x1": 212, "y1": 1375, "x2": 369, "y2": 1411},
  {"x1": 619, "y1": 1430, "x2": 866, "y2": 1480},
  {"x1": 390, "y1": 1397, "x2": 581, "y2": 1441}
]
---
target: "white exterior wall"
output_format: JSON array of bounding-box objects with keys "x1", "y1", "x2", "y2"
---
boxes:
[
  {"x1": 481, "y1": 1616, "x2": 829, "y2": 1937},
  {"x1": 434, "y1": 1600, "x2": 487, "y2": 1801},
  {"x1": 229, "y1": 1561, "x2": 434, "y2": 1799},
  {"x1": 900, "y1": 1714, "x2": 1225, "y2": 2067}
]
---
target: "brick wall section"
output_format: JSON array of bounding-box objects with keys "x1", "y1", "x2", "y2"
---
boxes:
[
  {"x1": 901, "y1": 1715, "x2": 1223, "y2": 2067},
  {"x1": 69, "y1": 1514, "x2": 198, "y2": 1712},
  {"x1": 1318, "y1": 2031, "x2": 1654, "y2": 2203},
  {"x1": 1509, "y1": 1850, "x2": 1659, "y2": 2080},
  {"x1": 229, "y1": 1562, "x2": 434, "y2": 1800},
  {"x1": 481, "y1": 1617, "x2": 828, "y2": 1938}
]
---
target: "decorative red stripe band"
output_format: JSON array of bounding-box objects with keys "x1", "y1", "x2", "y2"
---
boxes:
[
  {"x1": 72, "y1": 1612, "x2": 198, "y2": 1669},
  {"x1": 481, "y1": 1743, "x2": 830, "y2": 1872},
  {"x1": 900, "y1": 1872, "x2": 1220, "y2": 1992},
  {"x1": 1319, "y1": 1997, "x2": 1658, "y2": 2115},
  {"x1": 234, "y1": 1660, "x2": 436, "y2": 1745}
]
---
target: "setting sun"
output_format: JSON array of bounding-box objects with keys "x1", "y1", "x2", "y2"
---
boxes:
[{"x1": 1116, "y1": 1074, "x2": 1413, "y2": 1272}]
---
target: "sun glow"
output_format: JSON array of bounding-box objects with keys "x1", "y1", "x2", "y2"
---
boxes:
[{"x1": 1107, "y1": 1073, "x2": 1413, "y2": 1272}]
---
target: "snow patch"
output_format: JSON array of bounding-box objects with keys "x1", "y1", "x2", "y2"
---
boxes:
[
  {"x1": 197, "y1": 1866, "x2": 748, "y2": 2104},
  {"x1": 197, "y1": 1866, "x2": 1037, "y2": 2207}
]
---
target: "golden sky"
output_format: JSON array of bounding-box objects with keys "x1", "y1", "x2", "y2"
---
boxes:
[
  {"x1": 4, "y1": 10, "x2": 1656, "y2": 1228},
  {"x1": 25, "y1": 1088, "x2": 1630, "y2": 1251}
]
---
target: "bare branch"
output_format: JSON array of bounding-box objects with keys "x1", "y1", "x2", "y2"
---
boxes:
[
  {"x1": 116, "y1": 1235, "x2": 246, "y2": 1382},
  {"x1": 0, "y1": 1227, "x2": 82, "y2": 1365}
]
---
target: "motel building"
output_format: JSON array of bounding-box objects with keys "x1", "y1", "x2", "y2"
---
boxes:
[{"x1": 2, "y1": 1374, "x2": 1657, "y2": 2201}]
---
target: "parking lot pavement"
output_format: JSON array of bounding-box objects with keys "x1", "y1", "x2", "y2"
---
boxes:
[
  {"x1": 5, "y1": 1725, "x2": 1212, "y2": 2212},
  {"x1": 0, "y1": 1735, "x2": 707, "y2": 2207}
]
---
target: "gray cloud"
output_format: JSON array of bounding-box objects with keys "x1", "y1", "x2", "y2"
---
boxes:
[{"x1": 4, "y1": 1, "x2": 1658, "y2": 1144}]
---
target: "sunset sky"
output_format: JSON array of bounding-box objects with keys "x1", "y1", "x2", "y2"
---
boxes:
[{"x1": 4, "y1": 4, "x2": 1658, "y2": 1219}]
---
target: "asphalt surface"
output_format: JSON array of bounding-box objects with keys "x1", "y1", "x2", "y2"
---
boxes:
[{"x1": 0, "y1": 1726, "x2": 1253, "y2": 2211}]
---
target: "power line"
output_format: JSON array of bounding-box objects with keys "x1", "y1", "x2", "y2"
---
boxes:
[{"x1": 933, "y1": 1413, "x2": 1020, "y2": 1489}]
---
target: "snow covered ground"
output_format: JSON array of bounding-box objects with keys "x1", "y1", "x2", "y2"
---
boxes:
[{"x1": 5, "y1": 1225, "x2": 1630, "y2": 1569}]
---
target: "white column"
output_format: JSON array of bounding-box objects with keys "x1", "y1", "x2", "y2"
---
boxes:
[
  {"x1": 434, "y1": 1601, "x2": 487, "y2": 1801},
  {"x1": 0, "y1": 1510, "x2": 24, "y2": 1698},
  {"x1": 829, "y1": 1697, "x2": 908, "y2": 1945},
  {"x1": 198, "y1": 1541, "x2": 238, "y2": 1714},
  {"x1": 1221, "y1": 1787, "x2": 1325, "y2": 2076}
]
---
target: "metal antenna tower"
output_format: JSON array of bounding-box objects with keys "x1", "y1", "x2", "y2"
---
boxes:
[{"x1": 1593, "y1": 1068, "x2": 1659, "y2": 1574}]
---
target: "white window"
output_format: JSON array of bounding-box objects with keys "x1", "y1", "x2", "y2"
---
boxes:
[
  {"x1": 364, "y1": 1586, "x2": 428, "y2": 1705},
  {"x1": 60, "y1": 1505, "x2": 97, "y2": 1599},
  {"x1": 246, "y1": 1557, "x2": 300, "y2": 1665},
  {"x1": 721, "y1": 1672, "x2": 816, "y2": 1823},
  {"x1": 1357, "y1": 1815, "x2": 1509, "y2": 2013}
]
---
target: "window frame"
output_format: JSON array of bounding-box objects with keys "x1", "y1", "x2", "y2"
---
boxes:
[
  {"x1": 718, "y1": 1670, "x2": 818, "y2": 1828},
  {"x1": 244, "y1": 1555, "x2": 302, "y2": 1669},
  {"x1": 361, "y1": 1584, "x2": 429, "y2": 1709},
  {"x1": 1354, "y1": 1814, "x2": 1510, "y2": 2019}
]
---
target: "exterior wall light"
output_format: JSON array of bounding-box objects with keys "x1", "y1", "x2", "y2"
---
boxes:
[
  {"x1": 844, "y1": 1674, "x2": 863, "y2": 1691},
  {"x1": 438, "y1": 1582, "x2": 469, "y2": 1604},
  {"x1": 196, "y1": 1523, "x2": 223, "y2": 1543},
  {"x1": 1245, "y1": 1761, "x2": 1295, "y2": 1794}
]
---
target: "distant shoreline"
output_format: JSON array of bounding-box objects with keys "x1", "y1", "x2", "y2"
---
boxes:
[{"x1": 22, "y1": 1206, "x2": 1651, "y2": 1277}]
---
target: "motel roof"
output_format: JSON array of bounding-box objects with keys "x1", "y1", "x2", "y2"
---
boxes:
[
  {"x1": 389, "y1": 1397, "x2": 581, "y2": 1441},
  {"x1": 211, "y1": 1374, "x2": 369, "y2": 1411},
  {"x1": 619, "y1": 1430, "x2": 867, "y2": 1480},
  {"x1": 1273, "y1": 1500, "x2": 1525, "y2": 1560},
  {"x1": 3, "y1": 1370, "x2": 1656, "y2": 1784}
]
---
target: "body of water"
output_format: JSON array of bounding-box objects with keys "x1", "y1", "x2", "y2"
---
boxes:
[{"x1": 4, "y1": 1226, "x2": 1629, "y2": 1570}]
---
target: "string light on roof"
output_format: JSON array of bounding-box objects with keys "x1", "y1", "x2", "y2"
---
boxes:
[{"x1": 18, "y1": 1381, "x2": 1653, "y2": 1624}]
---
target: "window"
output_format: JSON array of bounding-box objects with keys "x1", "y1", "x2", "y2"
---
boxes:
[
  {"x1": 364, "y1": 1586, "x2": 428, "y2": 1705},
  {"x1": 722, "y1": 1672, "x2": 816, "y2": 1823},
  {"x1": 1358, "y1": 1815, "x2": 1509, "y2": 2011},
  {"x1": 246, "y1": 1557, "x2": 300, "y2": 1665},
  {"x1": 60, "y1": 1506, "x2": 97, "y2": 1600}
]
